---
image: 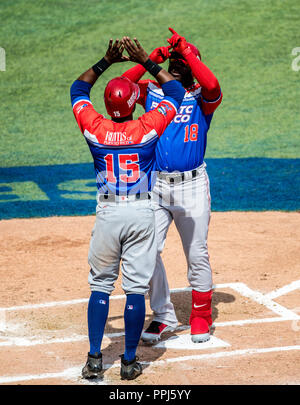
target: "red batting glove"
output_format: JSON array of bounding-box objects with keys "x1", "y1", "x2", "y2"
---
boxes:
[
  {"x1": 149, "y1": 45, "x2": 172, "y2": 64},
  {"x1": 167, "y1": 27, "x2": 190, "y2": 55}
]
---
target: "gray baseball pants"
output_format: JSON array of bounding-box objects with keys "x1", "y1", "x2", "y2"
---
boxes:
[
  {"x1": 149, "y1": 163, "x2": 213, "y2": 327},
  {"x1": 88, "y1": 198, "x2": 156, "y2": 296}
]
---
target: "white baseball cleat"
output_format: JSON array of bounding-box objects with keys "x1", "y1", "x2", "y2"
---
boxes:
[{"x1": 191, "y1": 331, "x2": 211, "y2": 343}]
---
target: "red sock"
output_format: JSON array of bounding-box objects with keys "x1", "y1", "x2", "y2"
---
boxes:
[{"x1": 189, "y1": 290, "x2": 213, "y2": 334}]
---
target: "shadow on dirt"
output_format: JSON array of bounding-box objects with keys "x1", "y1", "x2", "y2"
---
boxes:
[
  {"x1": 98, "y1": 312, "x2": 168, "y2": 380},
  {"x1": 97, "y1": 289, "x2": 235, "y2": 380}
]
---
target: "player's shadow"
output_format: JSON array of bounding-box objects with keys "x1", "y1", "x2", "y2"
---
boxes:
[
  {"x1": 84, "y1": 291, "x2": 235, "y2": 382},
  {"x1": 85, "y1": 290, "x2": 235, "y2": 382},
  {"x1": 96, "y1": 311, "x2": 168, "y2": 379}
]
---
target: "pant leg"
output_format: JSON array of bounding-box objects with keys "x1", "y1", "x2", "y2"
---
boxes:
[
  {"x1": 172, "y1": 167, "x2": 213, "y2": 292},
  {"x1": 120, "y1": 200, "x2": 157, "y2": 295},
  {"x1": 88, "y1": 203, "x2": 122, "y2": 295},
  {"x1": 148, "y1": 200, "x2": 178, "y2": 328}
]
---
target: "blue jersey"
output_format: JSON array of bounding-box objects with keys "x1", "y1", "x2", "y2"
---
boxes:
[
  {"x1": 71, "y1": 80, "x2": 184, "y2": 194},
  {"x1": 140, "y1": 81, "x2": 222, "y2": 172}
]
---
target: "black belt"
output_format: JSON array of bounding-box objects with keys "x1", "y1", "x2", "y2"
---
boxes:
[
  {"x1": 157, "y1": 169, "x2": 198, "y2": 184},
  {"x1": 98, "y1": 192, "x2": 151, "y2": 202}
]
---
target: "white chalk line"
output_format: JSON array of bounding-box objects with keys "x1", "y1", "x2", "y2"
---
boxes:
[
  {"x1": 0, "y1": 281, "x2": 299, "y2": 384},
  {"x1": 147, "y1": 345, "x2": 300, "y2": 365},
  {"x1": 0, "y1": 281, "x2": 299, "y2": 348},
  {"x1": 229, "y1": 282, "x2": 299, "y2": 319},
  {"x1": 0, "y1": 331, "x2": 123, "y2": 347},
  {"x1": 0, "y1": 289, "x2": 192, "y2": 313},
  {"x1": 0, "y1": 315, "x2": 299, "y2": 348},
  {"x1": 265, "y1": 280, "x2": 300, "y2": 300},
  {"x1": 0, "y1": 294, "x2": 122, "y2": 312},
  {"x1": 1, "y1": 280, "x2": 299, "y2": 313},
  {"x1": 0, "y1": 344, "x2": 299, "y2": 384},
  {"x1": 0, "y1": 285, "x2": 217, "y2": 312},
  {"x1": 0, "y1": 366, "x2": 93, "y2": 385},
  {"x1": 0, "y1": 334, "x2": 88, "y2": 347}
]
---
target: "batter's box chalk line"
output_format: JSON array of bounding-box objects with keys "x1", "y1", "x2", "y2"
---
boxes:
[
  {"x1": 0, "y1": 281, "x2": 299, "y2": 384},
  {"x1": 0, "y1": 311, "x2": 6, "y2": 332},
  {"x1": 153, "y1": 334, "x2": 230, "y2": 350},
  {"x1": 1, "y1": 345, "x2": 300, "y2": 385},
  {"x1": 0, "y1": 281, "x2": 299, "y2": 349}
]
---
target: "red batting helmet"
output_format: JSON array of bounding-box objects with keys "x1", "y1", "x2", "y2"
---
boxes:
[
  {"x1": 104, "y1": 76, "x2": 140, "y2": 118},
  {"x1": 186, "y1": 42, "x2": 201, "y2": 59},
  {"x1": 170, "y1": 42, "x2": 201, "y2": 64}
]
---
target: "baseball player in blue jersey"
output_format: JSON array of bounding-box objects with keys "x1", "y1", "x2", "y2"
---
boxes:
[
  {"x1": 122, "y1": 28, "x2": 223, "y2": 344},
  {"x1": 70, "y1": 37, "x2": 185, "y2": 380}
]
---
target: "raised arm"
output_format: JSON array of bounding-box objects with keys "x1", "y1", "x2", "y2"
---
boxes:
[
  {"x1": 123, "y1": 37, "x2": 186, "y2": 136},
  {"x1": 182, "y1": 53, "x2": 221, "y2": 100},
  {"x1": 78, "y1": 39, "x2": 129, "y2": 85},
  {"x1": 70, "y1": 39, "x2": 132, "y2": 134},
  {"x1": 121, "y1": 45, "x2": 171, "y2": 83},
  {"x1": 167, "y1": 28, "x2": 221, "y2": 101},
  {"x1": 70, "y1": 39, "x2": 130, "y2": 108},
  {"x1": 122, "y1": 36, "x2": 185, "y2": 107}
]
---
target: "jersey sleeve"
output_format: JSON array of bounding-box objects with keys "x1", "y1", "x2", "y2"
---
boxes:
[
  {"x1": 182, "y1": 51, "x2": 223, "y2": 115},
  {"x1": 70, "y1": 80, "x2": 104, "y2": 134},
  {"x1": 122, "y1": 64, "x2": 147, "y2": 83},
  {"x1": 201, "y1": 90, "x2": 223, "y2": 115},
  {"x1": 139, "y1": 98, "x2": 177, "y2": 137},
  {"x1": 137, "y1": 79, "x2": 159, "y2": 109},
  {"x1": 139, "y1": 79, "x2": 185, "y2": 137}
]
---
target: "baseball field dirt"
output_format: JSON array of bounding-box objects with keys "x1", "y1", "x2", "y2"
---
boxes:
[{"x1": 0, "y1": 211, "x2": 299, "y2": 385}]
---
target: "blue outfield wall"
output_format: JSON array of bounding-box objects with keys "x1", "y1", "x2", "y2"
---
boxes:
[{"x1": 0, "y1": 158, "x2": 299, "y2": 220}]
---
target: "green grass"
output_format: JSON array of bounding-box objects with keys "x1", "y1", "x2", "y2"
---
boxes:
[{"x1": 0, "y1": 0, "x2": 299, "y2": 167}]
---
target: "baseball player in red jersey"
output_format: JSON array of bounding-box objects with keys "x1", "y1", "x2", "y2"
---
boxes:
[
  {"x1": 122, "y1": 28, "x2": 223, "y2": 344},
  {"x1": 70, "y1": 37, "x2": 185, "y2": 380}
]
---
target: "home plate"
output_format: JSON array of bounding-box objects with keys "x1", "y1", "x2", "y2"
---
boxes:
[{"x1": 153, "y1": 334, "x2": 230, "y2": 350}]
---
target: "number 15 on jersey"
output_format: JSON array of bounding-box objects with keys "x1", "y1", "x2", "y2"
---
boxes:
[{"x1": 104, "y1": 153, "x2": 141, "y2": 183}]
